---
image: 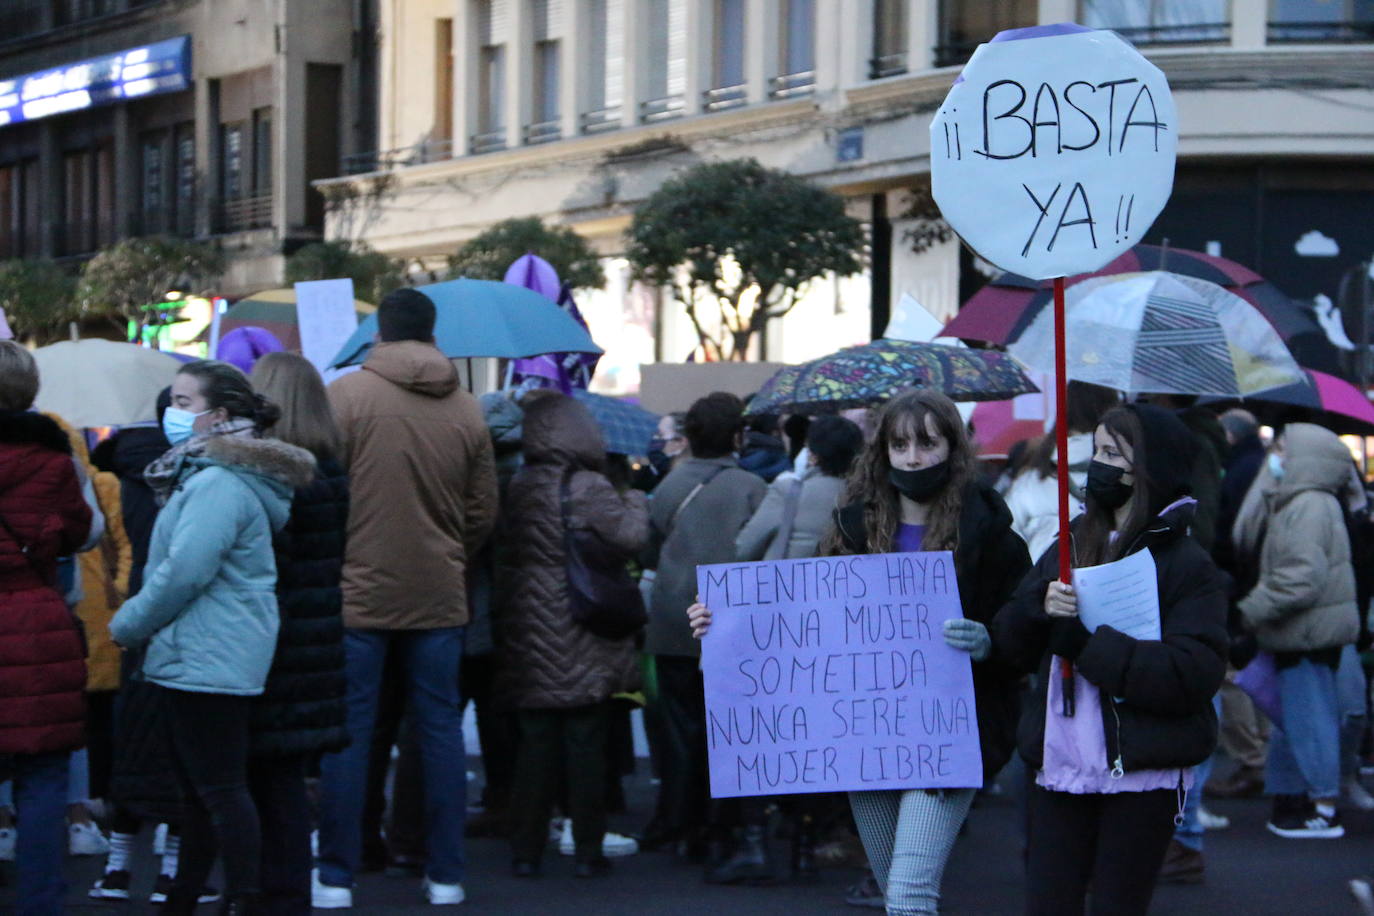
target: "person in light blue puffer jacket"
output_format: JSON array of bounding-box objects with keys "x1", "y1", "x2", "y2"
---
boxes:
[{"x1": 109, "y1": 360, "x2": 314, "y2": 914}]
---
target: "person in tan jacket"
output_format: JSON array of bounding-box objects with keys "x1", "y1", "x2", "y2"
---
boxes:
[
  {"x1": 315, "y1": 288, "x2": 498, "y2": 909},
  {"x1": 1239, "y1": 422, "x2": 1359, "y2": 840}
]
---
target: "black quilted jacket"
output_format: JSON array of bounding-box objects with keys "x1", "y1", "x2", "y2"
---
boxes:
[
  {"x1": 496, "y1": 394, "x2": 649, "y2": 709},
  {"x1": 250, "y1": 456, "x2": 349, "y2": 758}
]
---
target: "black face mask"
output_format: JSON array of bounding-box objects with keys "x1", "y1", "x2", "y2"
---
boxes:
[
  {"x1": 889, "y1": 462, "x2": 951, "y2": 503},
  {"x1": 647, "y1": 448, "x2": 671, "y2": 476},
  {"x1": 1086, "y1": 460, "x2": 1134, "y2": 511}
]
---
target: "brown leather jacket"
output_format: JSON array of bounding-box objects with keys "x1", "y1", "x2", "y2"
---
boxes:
[{"x1": 496, "y1": 394, "x2": 648, "y2": 709}]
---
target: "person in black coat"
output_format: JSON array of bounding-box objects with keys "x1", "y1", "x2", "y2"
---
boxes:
[
  {"x1": 249, "y1": 353, "x2": 349, "y2": 914},
  {"x1": 993, "y1": 403, "x2": 1227, "y2": 916},
  {"x1": 688, "y1": 389, "x2": 1030, "y2": 914},
  {"x1": 90, "y1": 389, "x2": 203, "y2": 903}
]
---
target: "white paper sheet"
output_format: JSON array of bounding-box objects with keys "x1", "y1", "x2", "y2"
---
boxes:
[
  {"x1": 1070, "y1": 548, "x2": 1161, "y2": 641},
  {"x1": 295, "y1": 278, "x2": 359, "y2": 383}
]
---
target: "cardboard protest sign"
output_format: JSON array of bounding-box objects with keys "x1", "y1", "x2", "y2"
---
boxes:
[
  {"x1": 930, "y1": 26, "x2": 1177, "y2": 280},
  {"x1": 697, "y1": 553, "x2": 982, "y2": 798},
  {"x1": 295, "y1": 279, "x2": 360, "y2": 383}
]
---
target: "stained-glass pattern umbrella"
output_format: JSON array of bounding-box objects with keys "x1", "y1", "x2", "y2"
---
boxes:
[
  {"x1": 943, "y1": 243, "x2": 1345, "y2": 377},
  {"x1": 1008, "y1": 272, "x2": 1305, "y2": 398},
  {"x1": 219, "y1": 288, "x2": 375, "y2": 351},
  {"x1": 745, "y1": 339, "x2": 1040, "y2": 416},
  {"x1": 571, "y1": 390, "x2": 660, "y2": 456}
]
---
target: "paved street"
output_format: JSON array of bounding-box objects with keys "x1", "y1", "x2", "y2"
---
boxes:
[{"x1": 8, "y1": 755, "x2": 1372, "y2": 914}]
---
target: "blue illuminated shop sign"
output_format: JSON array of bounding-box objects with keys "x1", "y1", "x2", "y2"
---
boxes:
[{"x1": 0, "y1": 35, "x2": 191, "y2": 128}]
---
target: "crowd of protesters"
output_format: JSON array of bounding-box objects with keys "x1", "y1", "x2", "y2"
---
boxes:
[{"x1": 3, "y1": 283, "x2": 1373, "y2": 915}]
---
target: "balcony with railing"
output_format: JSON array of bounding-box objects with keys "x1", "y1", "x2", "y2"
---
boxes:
[
  {"x1": 341, "y1": 139, "x2": 455, "y2": 175},
  {"x1": 524, "y1": 120, "x2": 562, "y2": 145},
  {"x1": 641, "y1": 95, "x2": 686, "y2": 123},
  {"x1": 769, "y1": 71, "x2": 816, "y2": 100},
  {"x1": 212, "y1": 194, "x2": 273, "y2": 234},
  {"x1": 869, "y1": 52, "x2": 908, "y2": 80},
  {"x1": 704, "y1": 84, "x2": 747, "y2": 112},
  {"x1": 581, "y1": 106, "x2": 622, "y2": 134}
]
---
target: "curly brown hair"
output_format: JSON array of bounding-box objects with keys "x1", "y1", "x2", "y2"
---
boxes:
[{"x1": 822, "y1": 389, "x2": 975, "y2": 555}]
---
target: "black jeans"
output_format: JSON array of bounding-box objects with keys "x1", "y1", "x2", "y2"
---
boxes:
[
  {"x1": 1025, "y1": 784, "x2": 1178, "y2": 916},
  {"x1": 247, "y1": 754, "x2": 312, "y2": 915},
  {"x1": 509, "y1": 703, "x2": 610, "y2": 863},
  {"x1": 652, "y1": 656, "x2": 709, "y2": 841},
  {"x1": 161, "y1": 687, "x2": 261, "y2": 900}
]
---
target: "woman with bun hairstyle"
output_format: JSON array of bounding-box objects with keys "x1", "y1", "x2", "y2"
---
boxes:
[
  {"x1": 689, "y1": 389, "x2": 1031, "y2": 915},
  {"x1": 993, "y1": 403, "x2": 1227, "y2": 916},
  {"x1": 110, "y1": 360, "x2": 316, "y2": 915}
]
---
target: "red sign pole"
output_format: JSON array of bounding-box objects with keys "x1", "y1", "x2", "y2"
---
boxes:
[{"x1": 1054, "y1": 276, "x2": 1075, "y2": 715}]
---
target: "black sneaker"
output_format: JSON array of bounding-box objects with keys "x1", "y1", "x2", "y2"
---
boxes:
[
  {"x1": 149, "y1": 874, "x2": 223, "y2": 903},
  {"x1": 89, "y1": 869, "x2": 132, "y2": 900},
  {"x1": 1267, "y1": 797, "x2": 1344, "y2": 838}
]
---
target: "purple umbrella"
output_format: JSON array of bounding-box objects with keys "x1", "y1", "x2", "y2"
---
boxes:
[
  {"x1": 504, "y1": 252, "x2": 562, "y2": 301},
  {"x1": 217, "y1": 326, "x2": 284, "y2": 374},
  {"x1": 504, "y1": 254, "x2": 600, "y2": 393}
]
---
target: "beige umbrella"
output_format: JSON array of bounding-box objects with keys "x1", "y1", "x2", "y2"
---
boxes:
[{"x1": 32, "y1": 339, "x2": 182, "y2": 428}]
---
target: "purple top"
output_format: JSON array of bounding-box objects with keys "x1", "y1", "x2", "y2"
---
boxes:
[{"x1": 895, "y1": 524, "x2": 926, "y2": 554}]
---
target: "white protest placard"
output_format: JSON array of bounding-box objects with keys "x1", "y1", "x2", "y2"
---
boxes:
[
  {"x1": 295, "y1": 279, "x2": 359, "y2": 383},
  {"x1": 930, "y1": 26, "x2": 1177, "y2": 280},
  {"x1": 1071, "y1": 548, "x2": 1161, "y2": 641},
  {"x1": 697, "y1": 553, "x2": 982, "y2": 798}
]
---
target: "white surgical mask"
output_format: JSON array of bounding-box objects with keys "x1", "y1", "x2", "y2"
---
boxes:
[
  {"x1": 162, "y1": 406, "x2": 210, "y2": 445},
  {"x1": 1267, "y1": 452, "x2": 1285, "y2": 480}
]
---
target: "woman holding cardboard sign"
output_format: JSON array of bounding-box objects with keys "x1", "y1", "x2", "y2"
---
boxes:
[
  {"x1": 993, "y1": 403, "x2": 1227, "y2": 916},
  {"x1": 689, "y1": 389, "x2": 1031, "y2": 915}
]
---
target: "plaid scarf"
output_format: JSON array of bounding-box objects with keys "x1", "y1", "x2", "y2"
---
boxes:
[{"x1": 143, "y1": 417, "x2": 258, "y2": 506}]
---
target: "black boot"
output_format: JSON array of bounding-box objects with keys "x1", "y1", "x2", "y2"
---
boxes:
[
  {"x1": 790, "y1": 815, "x2": 819, "y2": 883},
  {"x1": 218, "y1": 892, "x2": 262, "y2": 916},
  {"x1": 705, "y1": 825, "x2": 776, "y2": 885}
]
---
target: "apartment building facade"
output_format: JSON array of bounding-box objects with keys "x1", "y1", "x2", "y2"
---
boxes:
[
  {"x1": 321, "y1": 0, "x2": 1374, "y2": 390},
  {"x1": 0, "y1": 0, "x2": 375, "y2": 294}
]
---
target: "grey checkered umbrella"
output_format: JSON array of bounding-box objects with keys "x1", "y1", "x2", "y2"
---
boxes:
[{"x1": 1009, "y1": 272, "x2": 1304, "y2": 397}]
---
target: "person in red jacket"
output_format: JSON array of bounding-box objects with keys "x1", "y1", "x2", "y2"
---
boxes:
[{"x1": 0, "y1": 340, "x2": 92, "y2": 914}]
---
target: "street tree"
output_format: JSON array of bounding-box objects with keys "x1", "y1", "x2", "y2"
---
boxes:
[
  {"x1": 626, "y1": 158, "x2": 865, "y2": 361},
  {"x1": 0, "y1": 259, "x2": 77, "y2": 345},
  {"x1": 285, "y1": 240, "x2": 407, "y2": 303},
  {"x1": 448, "y1": 216, "x2": 605, "y2": 290},
  {"x1": 76, "y1": 236, "x2": 225, "y2": 337}
]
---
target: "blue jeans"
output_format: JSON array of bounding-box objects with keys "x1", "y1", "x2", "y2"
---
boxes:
[
  {"x1": 1337, "y1": 644, "x2": 1367, "y2": 780},
  {"x1": 1175, "y1": 694, "x2": 1223, "y2": 853},
  {"x1": 14, "y1": 751, "x2": 69, "y2": 916},
  {"x1": 318, "y1": 627, "x2": 466, "y2": 887},
  {"x1": 1266, "y1": 657, "x2": 1341, "y2": 800}
]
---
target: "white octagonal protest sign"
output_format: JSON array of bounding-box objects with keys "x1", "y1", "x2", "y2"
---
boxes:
[{"x1": 931, "y1": 26, "x2": 1177, "y2": 280}]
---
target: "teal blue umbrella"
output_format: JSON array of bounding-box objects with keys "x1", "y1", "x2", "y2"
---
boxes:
[{"x1": 330, "y1": 278, "x2": 603, "y2": 368}]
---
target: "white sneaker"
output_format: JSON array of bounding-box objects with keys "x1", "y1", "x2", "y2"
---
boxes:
[
  {"x1": 1345, "y1": 777, "x2": 1374, "y2": 811},
  {"x1": 423, "y1": 877, "x2": 466, "y2": 905},
  {"x1": 312, "y1": 869, "x2": 353, "y2": 909},
  {"x1": 153, "y1": 822, "x2": 168, "y2": 855},
  {"x1": 1198, "y1": 807, "x2": 1230, "y2": 830},
  {"x1": 0, "y1": 827, "x2": 14, "y2": 861},
  {"x1": 557, "y1": 820, "x2": 640, "y2": 858},
  {"x1": 69, "y1": 821, "x2": 111, "y2": 856}
]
